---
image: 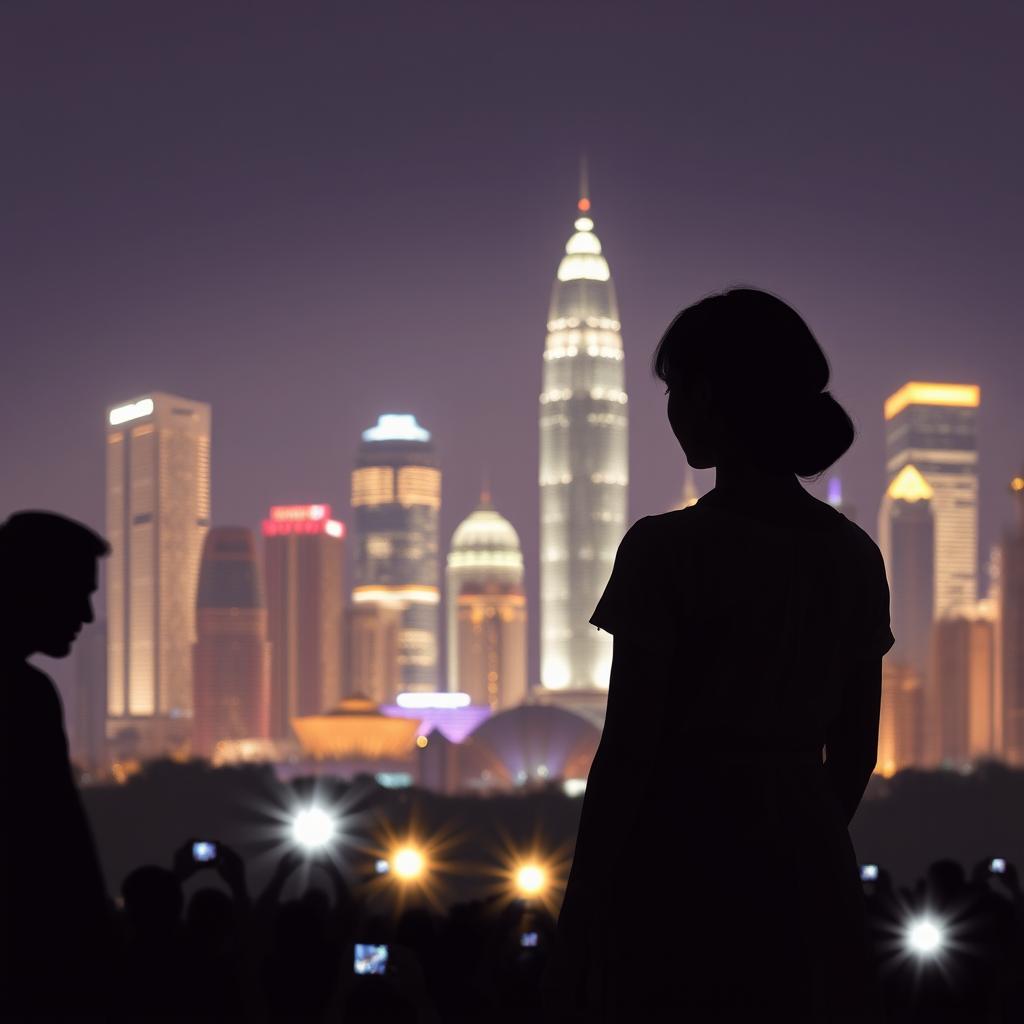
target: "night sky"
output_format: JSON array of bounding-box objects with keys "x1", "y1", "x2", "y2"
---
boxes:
[{"x1": 4, "y1": 2, "x2": 1022, "y2": 689}]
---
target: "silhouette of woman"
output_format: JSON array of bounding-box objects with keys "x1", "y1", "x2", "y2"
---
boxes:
[{"x1": 545, "y1": 289, "x2": 893, "y2": 1022}]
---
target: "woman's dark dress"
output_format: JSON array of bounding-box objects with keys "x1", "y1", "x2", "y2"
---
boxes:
[{"x1": 557, "y1": 486, "x2": 894, "y2": 1022}]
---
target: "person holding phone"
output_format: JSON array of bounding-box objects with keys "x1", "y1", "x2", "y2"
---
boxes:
[{"x1": 545, "y1": 290, "x2": 892, "y2": 1022}]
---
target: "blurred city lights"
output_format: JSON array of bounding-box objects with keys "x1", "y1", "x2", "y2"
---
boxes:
[
  {"x1": 292, "y1": 807, "x2": 335, "y2": 850},
  {"x1": 906, "y1": 917, "x2": 944, "y2": 955},
  {"x1": 392, "y1": 845, "x2": 426, "y2": 881},
  {"x1": 515, "y1": 863, "x2": 548, "y2": 897}
]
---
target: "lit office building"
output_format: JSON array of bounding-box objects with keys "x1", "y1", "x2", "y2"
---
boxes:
[
  {"x1": 884, "y1": 382, "x2": 980, "y2": 618},
  {"x1": 539, "y1": 189, "x2": 627, "y2": 712},
  {"x1": 879, "y1": 465, "x2": 936, "y2": 684},
  {"x1": 930, "y1": 608, "x2": 997, "y2": 767},
  {"x1": 447, "y1": 494, "x2": 527, "y2": 710},
  {"x1": 105, "y1": 393, "x2": 211, "y2": 758},
  {"x1": 1000, "y1": 474, "x2": 1024, "y2": 764},
  {"x1": 345, "y1": 604, "x2": 403, "y2": 704},
  {"x1": 192, "y1": 527, "x2": 271, "y2": 757},
  {"x1": 262, "y1": 504, "x2": 345, "y2": 734},
  {"x1": 878, "y1": 464, "x2": 935, "y2": 767},
  {"x1": 877, "y1": 664, "x2": 924, "y2": 776},
  {"x1": 351, "y1": 414, "x2": 441, "y2": 695}
]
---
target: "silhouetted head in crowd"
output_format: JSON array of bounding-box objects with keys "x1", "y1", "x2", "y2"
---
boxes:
[
  {"x1": 186, "y1": 888, "x2": 235, "y2": 949},
  {"x1": 927, "y1": 859, "x2": 967, "y2": 906},
  {"x1": 0, "y1": 510, "x2": 109, "y2": 659},
  {"x1": 653, "y1": 288, "x2": 854, "y2": 477},
  {"x1": 122, "y1": 866, "x2": 184, "y2": 940}
]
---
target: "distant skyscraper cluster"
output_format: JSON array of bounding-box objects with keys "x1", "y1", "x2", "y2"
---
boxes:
[
  {"x1": 876, "y1": 382, "x2": 1023, "y2": 775},
  {"x1": 71, "y1": 176, "x2": 1020, "y2": 786}
]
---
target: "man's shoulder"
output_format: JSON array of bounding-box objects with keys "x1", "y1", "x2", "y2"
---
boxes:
[{"x1": 2, "y1": 659, "x2": 62, "y2": 717}]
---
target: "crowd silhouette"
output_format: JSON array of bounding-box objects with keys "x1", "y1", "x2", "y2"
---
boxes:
[{"x1": 2, "y1": 292, "x2": 1022, "y2": 1021}]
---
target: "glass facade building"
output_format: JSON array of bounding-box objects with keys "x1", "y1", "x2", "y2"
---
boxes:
[
  {"x1": 884, "y1": 382, "x2": 980, "y2": 618},
  {"x1": 539, "y1": 195, "x2": 628, "y2": 699},
  {"x1": 105, "y1": 392, "x2": 211, "y2": 758},
  {"x1": 351, "y1": 414, "x2": 441, "y2": 695}
]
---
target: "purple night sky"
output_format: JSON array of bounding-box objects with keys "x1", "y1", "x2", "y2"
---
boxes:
[{"x1": 4, "y1": 2, "x2": 1022, "y2": 688}]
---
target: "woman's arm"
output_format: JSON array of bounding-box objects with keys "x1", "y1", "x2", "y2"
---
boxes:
[
  {"x1": 824, "y1": 656, "x2": 882, "y2": 824},
  {"x1": 564, "y1": 634, "x2": 667, "y2": 892}
]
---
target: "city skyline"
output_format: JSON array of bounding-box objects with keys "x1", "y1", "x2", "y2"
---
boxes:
[{"x1": 5, "y1": 3, "x2": 1022, "y2": 706}]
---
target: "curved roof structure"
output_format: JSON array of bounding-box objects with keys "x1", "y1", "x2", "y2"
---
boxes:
[
  {"x1": 291, "y1": 696, "x2": 422, "y2": 761},
  {"x1": 462, "y1": 704, "x2": 601, "y2": 786}
]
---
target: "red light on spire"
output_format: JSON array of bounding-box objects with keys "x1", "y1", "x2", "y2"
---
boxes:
[{"x1": 577, "y1": 197, "x2": 591, "y2": 212}]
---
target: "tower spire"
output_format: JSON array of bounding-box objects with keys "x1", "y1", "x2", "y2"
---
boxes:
[{"x1": 578, "y1": 154, "x2": 590, "y2": 213}]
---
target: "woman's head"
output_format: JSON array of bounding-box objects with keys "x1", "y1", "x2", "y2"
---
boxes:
[{"x1": 653, "y1": 288, "x2": 854, "y2": 477}]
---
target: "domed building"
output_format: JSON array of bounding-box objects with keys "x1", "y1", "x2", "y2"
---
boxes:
[
  {"x1": 456, "y1": 704, "x2": 601, "y2": 790},
  {"x1": 446, "y1": 492, "x2": 527, "y2": 710}
]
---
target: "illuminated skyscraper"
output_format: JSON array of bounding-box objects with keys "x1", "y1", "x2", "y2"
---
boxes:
[
  {"x1": 447, "y1": 493, "x2": 527, "y2": 710},
  {"x1": 262, "y1": 504, "x2": 345, "y2": 735},
  {"x1": 105, "y1": 392, "x2": 211, "y2": 758},
  {"x1": 539, "y1": 187, "x2": 627, "y2": 708},
  {"x1": 879, "y1": 465, "x2": 935, "y2": 683},
  {"x1": 877, "y1": 665, "x2": 923, "y2": 777},
  {"x1": 884, "y1": 382, "x2": 980, "y2": 618},
  {"x1": 351, "y1": 414, "x2": 441, "y2": 694},
  {"x1": 999, "y1": 474, "x2": 1024, "y2": 763},
  {"x1": 345, "y1": 604, "x2": 402, "y2": 704},
  {"x1": 192, "y1": 527, "x2": 271, "y2": 756},
  {"x1": 930, "y1": 609, "x2": 996, "y2": 767},
  {"x1": 878, "y1": 464, "x2": 934, "y2": 768}
]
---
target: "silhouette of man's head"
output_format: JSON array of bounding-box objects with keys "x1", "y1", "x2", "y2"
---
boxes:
[
  {"x1": 653, "y1": 288, "x2": 854, "y2": 477},
  {"x1": 0, "y1": 511, "x2": 109, "y2": 659},
  {"x1": 122, "y1": 865, "x2": 184, "y2": 939}
]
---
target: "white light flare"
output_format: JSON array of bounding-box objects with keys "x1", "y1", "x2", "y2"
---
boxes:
[{"x1": 292, "y1": 807, "x2": 336, "y2": 851}]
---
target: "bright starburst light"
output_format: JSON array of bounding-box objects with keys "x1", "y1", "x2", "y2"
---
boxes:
[
  {"x1": 392, "y1": 845, "x2": 426, "y2": 880},
  {"x1": 292, "y1": 807, "x2": 335, "y2": 850},
  {"x1": 906, "y1": 917, "x2": 944, "y2": 956},
  {"x1": 515, "y1": 863, "x2": 548, "y2": 897}
]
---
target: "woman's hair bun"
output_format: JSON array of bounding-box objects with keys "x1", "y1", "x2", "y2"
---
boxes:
[{"x1": 787, "y1": 390, "x2": 854, "y2": 478}]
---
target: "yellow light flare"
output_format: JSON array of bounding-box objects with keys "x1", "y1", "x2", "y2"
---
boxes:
[
  {"x1": 392, "y1": 845, "x2": 425, "y2": 880},
  {"x1": 1011, "y1": 476, "x2": 1024, "y2": 493},
  {"x1": 363, "y1": 816, "x2": 467, "y2": 916},
  {"x1": 887, "y1": 465, "x2": 934, "y2": 503},
  {"x1": 884, "y1": 382, "x2": 979, "y2": 420},
  {"x1": 515, "y1": 863, "x2": 549, "y2": 897}
]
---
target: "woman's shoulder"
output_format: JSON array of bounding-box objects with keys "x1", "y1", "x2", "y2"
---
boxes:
[{"x1": 621, "y1": 508, "x2": 703, "y2": 548}]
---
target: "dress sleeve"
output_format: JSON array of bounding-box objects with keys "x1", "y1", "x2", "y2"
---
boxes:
[{"x1": 590, "y1": 516, "x2": 677, "y2": 655}]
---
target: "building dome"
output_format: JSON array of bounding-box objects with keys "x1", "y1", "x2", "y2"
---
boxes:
[
  {"x1": 447, "y1": 495, "x2": 524, "y2": 577},
  {"x1": 461, "y1": 704, "x2": 601, "y2": 787}
]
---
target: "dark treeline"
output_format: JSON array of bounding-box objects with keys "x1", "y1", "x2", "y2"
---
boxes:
[{"x1": 79, "y1": 759, "x2": 1024, "y2": 899}]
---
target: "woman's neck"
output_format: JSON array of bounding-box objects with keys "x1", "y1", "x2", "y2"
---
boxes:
[{"x1": 714, "y1": 462, "x2": 804, "y2": 499}]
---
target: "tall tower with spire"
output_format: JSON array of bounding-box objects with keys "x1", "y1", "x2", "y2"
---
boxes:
[{"x1": 538, "y1": 174, "x2": 628, "y2": 713}]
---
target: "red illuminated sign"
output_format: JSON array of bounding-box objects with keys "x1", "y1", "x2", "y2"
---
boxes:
[{"x1": 263, "y1": 505, "x2": 345, "y2": 539}]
